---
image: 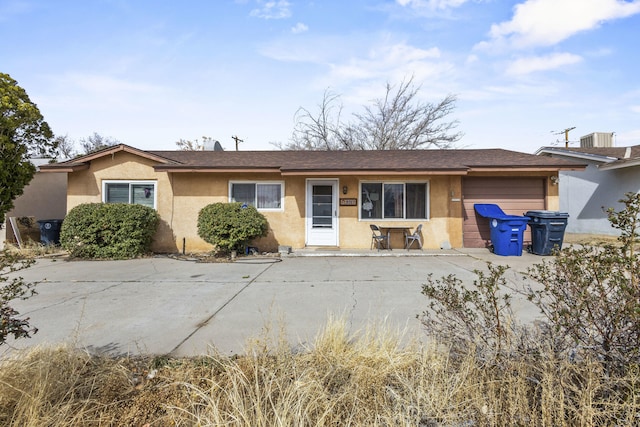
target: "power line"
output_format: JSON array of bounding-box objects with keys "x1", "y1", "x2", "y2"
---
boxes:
[
  {"x1": 231, "y1": 135, "x2": 243, "y2": 151},
  {"x1": 552, "y1": 127, "x2": 576, "y2": 148}
]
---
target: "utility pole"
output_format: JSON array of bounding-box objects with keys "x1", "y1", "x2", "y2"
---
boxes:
[
  {"x1": 553, "y1": 127, "x2": 576, "y2": 148},
  {"x1": 231, "y1": 135, "x2": 243, "y2": 151}
]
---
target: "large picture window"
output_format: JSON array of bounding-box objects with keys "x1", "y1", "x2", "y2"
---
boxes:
[
  {"x1": 361, "y1": 182, "x2": 429, "y2": 220},
  {"x1": 230, "y1": 182, "x2": 283, "y2": 210},
  {"x1": 102, "y1": 181, "x2": 156, "y2": 209}
]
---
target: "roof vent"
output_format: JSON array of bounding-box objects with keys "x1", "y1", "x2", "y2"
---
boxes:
[{"x1": 580, "y1": 132, "x2": 614, "y2": 148}]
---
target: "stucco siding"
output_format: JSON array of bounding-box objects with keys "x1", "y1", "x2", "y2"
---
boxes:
[
  {"x1": 6, "y1": 172, "x2": 67, "y2": 219},
  {"x1": 339, "y1": 175, "x2": 461, "y2": 250},
  {"x1": 67, "y1": 152, "x2": 176, "y2": 252},
  {"x1": 560, "y1": 163, "x2": 640, "y2": 235},
  {"x1": 59, "y1": 150, "x2": 564, "y2": 253},
  {"x1": 168, "y1": 172, "x2": 306, "y2": 252},
  {"x1": 1, "y1": 170, "x2": 67, "y2": 249},
  {"x1": 169, "y1": 173, "x2": 463, "y2": 251}
]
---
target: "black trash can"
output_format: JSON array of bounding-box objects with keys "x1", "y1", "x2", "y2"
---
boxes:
[
  {"x1": 474, "y1": 204, "x2": 530, "y2": 256},
  {"x1": 525, "y1": 211, "x2": 569, "y2": 255},
  {"x1": 37, "y1": 219, "x2": 63, "y2": 245}
]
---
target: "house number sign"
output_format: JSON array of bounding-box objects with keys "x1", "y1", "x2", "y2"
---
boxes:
[{"x1": 340, "y1": 198, "x2": 357, "y2": 206}]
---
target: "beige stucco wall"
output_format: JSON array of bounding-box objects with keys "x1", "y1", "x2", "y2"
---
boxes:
[
  {"x1": 169, "y1": 173, "x2": 307, "y2": 252},
  {"x1": 337, "y1": 174, "x2": 462, "y2": 249},
  {"x1": 174, "y1": 173, "x2": 464, "y2": 251},
  {"x1": 66, "y1": 152, "x2": 176, "y2": 252},
  {"x1": 64, "y1": 152, "x2": 561, "y2": 253}
]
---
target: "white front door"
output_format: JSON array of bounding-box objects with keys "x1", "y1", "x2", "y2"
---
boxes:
[{"x1": 306, "y1": 179, "x2": 338, "y2": 246}]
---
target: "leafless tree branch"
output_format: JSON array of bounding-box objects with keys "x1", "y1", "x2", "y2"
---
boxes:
[{"x1": 279, "y1": 77, "x2": 462, "y2": 150}]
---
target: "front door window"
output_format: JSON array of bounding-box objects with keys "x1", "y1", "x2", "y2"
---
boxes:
[
  {"x1": 312, "y1": 185, "x2": 333, "y2": 228},
  {"x1": 306, "y1": 180, "x2": 338, "y2": 246}
]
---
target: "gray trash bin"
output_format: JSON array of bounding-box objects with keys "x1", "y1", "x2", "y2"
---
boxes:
[
  {"x1": 525, "y1": 211, "x2": 569, "y2": 255},
  {"x1": 37, "y1": 219, "x2": 63, "y2": 245}
]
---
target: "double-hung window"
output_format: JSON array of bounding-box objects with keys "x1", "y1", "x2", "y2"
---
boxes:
[
  {"x1": 102, "y1": 180, "x2": 157, "y2": 209},
  {"x1": 361, "y1": 182, "x2": 429, "y2": 220},
  {"x1": 230, "y1": 182, "x2": 284, "y2": 211}
]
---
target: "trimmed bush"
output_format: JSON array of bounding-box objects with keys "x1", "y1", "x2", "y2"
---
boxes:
[
  {"x1": 60, "y1": 203, "x2": 159, "y2": 259},
  {"x1": 197, "y1": 202, "x2": 268, "y2": 255}
]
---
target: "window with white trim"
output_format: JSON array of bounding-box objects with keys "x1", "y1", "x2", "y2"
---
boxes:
[
  {"x1": 360, "y1": 182, "x2": 429, "y2": 220},
  {"x1": 230, "y1": 182, "x2": 284, "y2": 211},
  {"x1": 102, "y1": 180, "x2": 157, "y2": 209}
]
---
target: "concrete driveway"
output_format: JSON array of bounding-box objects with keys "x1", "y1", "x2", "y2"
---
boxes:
[{"x1": 3, "y1": 250, "x2": 547, "y2": 357}]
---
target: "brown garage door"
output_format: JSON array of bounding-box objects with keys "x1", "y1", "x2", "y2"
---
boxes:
[{"x1": 463, "y1": 177, "x2": 545, "y2": 248}]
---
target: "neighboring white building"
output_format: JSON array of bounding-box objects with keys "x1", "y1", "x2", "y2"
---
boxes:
[
  {"x1": 537, "y1": 133, "x2": 640, "y2": 236},
  {"x1": 1, "y1": 159, "x2": 67, "y2": 248}
]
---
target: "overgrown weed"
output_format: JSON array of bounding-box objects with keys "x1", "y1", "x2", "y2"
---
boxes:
[{"x1": 1, "y1": 319, "x2": 638, "y2": 426}]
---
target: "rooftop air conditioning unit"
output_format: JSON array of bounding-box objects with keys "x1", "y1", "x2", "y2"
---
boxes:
[{"x1": 580, "y1": 132, "x2": 614, "y2": 148}]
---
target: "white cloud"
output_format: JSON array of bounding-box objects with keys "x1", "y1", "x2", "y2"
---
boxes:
[
  {"x1": 395, "y1": 0, "x2": 469, "y2": 10},
  {"x1": 319, "y1": 42, "x2": 456, "y2": 105},
  {"x1": 328, "y1": 42, "x2": 444, "y2": 84},
  {"x1": 466, "y1": 54, "x2": 479, "y2": 64},
  {"x1": 485, "y1": 0, "x2": 640, "y2": 50},
  {"x1": 261, "y1": 34, "x2": 452, "y2": 96},
  {"x1": 506, "y1": 52, "x2": 583, "y2": 75},
  {"x1": 291, "y1": 22, "x2": 308, "y2": 34},
  {"x1": 250, "y1": 0, "x2": 292, "y2": 19}
]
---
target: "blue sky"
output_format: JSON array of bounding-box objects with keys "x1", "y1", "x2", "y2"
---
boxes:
[{"x1": 2, "y1": 0, "x2": 639, "y2": 153}]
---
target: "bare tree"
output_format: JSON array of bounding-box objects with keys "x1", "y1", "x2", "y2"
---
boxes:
[
  {"x1": 175, "y1": 136, "x2": 219, "y2": 151},
  {"x1": 278, "y1": 77, "x2": 462, "y2": 150},
  {"x1": 54, "y1": 134, "x2": 77, "y2": 160},
  {"x1": 272, "y1": 89, "x2": 352, "y2": 150},
  {"x1": 79, "y1": 132, "x2": 119, "y2": 154},
  {"x1": 176, "y1": 138, "x2": 203, "y2": 151}
]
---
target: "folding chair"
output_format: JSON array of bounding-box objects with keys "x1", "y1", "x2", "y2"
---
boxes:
[
  {"x1": 405, "y1": 224, "x2": 423, "y2": 250},
  {"x1": 370, "y1": 224, "x2": 390, "y2": 250}
]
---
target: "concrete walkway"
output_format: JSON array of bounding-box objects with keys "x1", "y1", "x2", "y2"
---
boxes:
[{"x1": 3, "y1": 249, "x2": 549, "y2": 358}]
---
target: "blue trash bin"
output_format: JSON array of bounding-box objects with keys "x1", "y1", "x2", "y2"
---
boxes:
[{"x1": 474, "y1": 204, "x2": 530, "y2": 256}]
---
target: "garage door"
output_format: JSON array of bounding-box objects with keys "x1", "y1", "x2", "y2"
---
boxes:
[{"x1": 463, "y1": 177, "x2": 545, "y2": 248}]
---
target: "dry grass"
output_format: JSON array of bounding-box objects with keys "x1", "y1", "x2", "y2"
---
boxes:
[
  {"x1": 563, "y1": 233, "x2": 621, "y2": 246},
  {"x1": 2, "y1": 241, "x2": 66, "y2": 259},
  {"x1": 1, "y1": 319, "x2": 639, "y2": 426}
]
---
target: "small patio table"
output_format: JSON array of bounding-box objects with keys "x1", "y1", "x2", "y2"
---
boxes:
[{"x1": 380, "y1": 226, "x2": 411, "y2": 249}]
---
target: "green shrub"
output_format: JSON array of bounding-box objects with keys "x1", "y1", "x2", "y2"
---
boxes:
[
  {"x1": 197, "y1": 202, "x2": 268, "y2": 255},
  {"x1": 527, "y1": 192, "x2": 640, "y2": 371},
  {"x1": 60, "y1": 203, "x2": 159, "y2": 259},
  {"x1": 421, "y1": 192, "x2": 640, "y2": 373}
]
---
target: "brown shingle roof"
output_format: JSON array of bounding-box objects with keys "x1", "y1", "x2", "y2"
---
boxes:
[
  {"x1": 149, "y1": 148, "x2": 582, "y2": 172},
  {"x1": 40, "y1": 144, "x2": 585, "y2": 173}
]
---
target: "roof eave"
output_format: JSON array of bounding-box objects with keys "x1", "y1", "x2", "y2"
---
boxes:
[
  {"x1": 598, "y1": 159, "x2": 640, "y2": 171},
  {"x1": 38, "y1": 163, "x2": 89, "y2": 173},
  {"x1": 79, "y1": 144, "x2": 178, "y2": 164},
  {"x1": 536, "y1": 147, "x2": 618, "y2": 163},
  {"x1": 468, "y1": 165, "x2": 586, "y2": 172},
  {"x1": 154, "y1": 166, "x2": 282, "y2": 173},
  {"x1": 40, "y1": 144, "x2": 180, "y2": 172},
  {"x1": 280, "y1": 168, "x2": 469, "y2": 176}
]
